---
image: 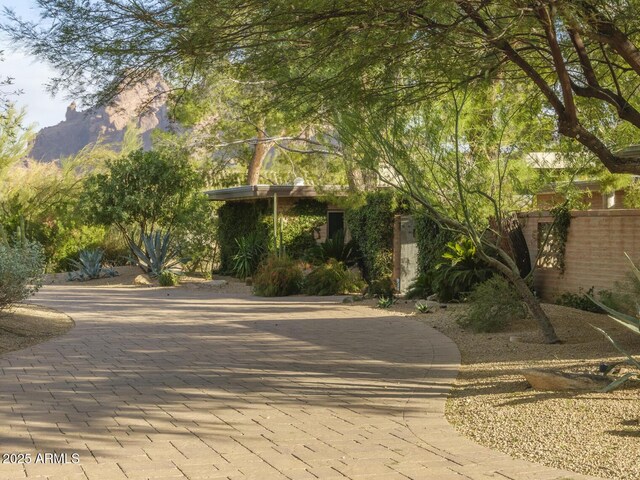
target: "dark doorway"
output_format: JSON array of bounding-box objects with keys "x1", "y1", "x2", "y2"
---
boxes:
[{"x1": 327, "y1": 211, "x2": 344, "y2": 239}]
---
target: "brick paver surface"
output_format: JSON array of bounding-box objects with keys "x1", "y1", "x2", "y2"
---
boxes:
[{"x1": 0, "y1": 286, "x2": 599, "y2": 480}]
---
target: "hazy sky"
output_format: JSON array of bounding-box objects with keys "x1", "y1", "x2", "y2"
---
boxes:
[{"x1": 1, "y1": 0, "x2": 70, "y2": 129}]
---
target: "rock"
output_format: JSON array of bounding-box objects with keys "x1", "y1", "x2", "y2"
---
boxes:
[
  {"x1": 522, "y1": 368, "x2": 611, "y2": 392},
  {"x1": 133, "y1": 274, "x2": 154, "y2": 286},
  {"x1": 245, "y1": 277, "x2": 253, "y2": 286},
  {"x1": 342, "y1": 296, "x2": 355, "y2": 304},
  {"x1": 204, "y1": 280, "x2": 228, "y2": 287},
  {"x1": 427, "y1": 293, "x2": 438, "y2": 302}
]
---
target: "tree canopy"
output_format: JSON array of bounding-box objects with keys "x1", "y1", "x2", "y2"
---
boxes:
[{"x1": 4, "y1": 1, "x2": 640, "y2": 173}]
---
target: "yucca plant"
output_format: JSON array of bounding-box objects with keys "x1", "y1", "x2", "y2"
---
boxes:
[
  {"x1": 232, "y1": 233, "x2": 265, "y2": 279},
  {"x1": 129, "y1": 230, "x2": 182, "y2": 277},
  {"x1": 68, "y1": 249, "x2": 105, "y2": 281},
  {"x1": 590, "y1": 253, "x2": 640, "y2": 391}
]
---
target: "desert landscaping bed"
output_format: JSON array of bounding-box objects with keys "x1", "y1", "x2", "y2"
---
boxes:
[
  {"x1": 0, "y1": 304, "x2": 74, "y2": 356},
  {"x1": 374, "y1": 300, "x2": 640, "y2": 480}
]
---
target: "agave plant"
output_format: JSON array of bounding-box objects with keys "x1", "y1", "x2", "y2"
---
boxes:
[
  {"x1": 129, "y1": 230, "x2": 182, "y2": 277},
  {"x1": 590, "y1": 253, "x2": 640, "y2": 391},
  {"x1": 377, "y1": 296, "x2": 396, "y2": 309},
  {"x1": 68, "y1": 249, "x2": 104, "y2": 281}
]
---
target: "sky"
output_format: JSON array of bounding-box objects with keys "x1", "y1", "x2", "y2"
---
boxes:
[{"x1": 0, "y1": 0, "x2": 70, "y2": 129}]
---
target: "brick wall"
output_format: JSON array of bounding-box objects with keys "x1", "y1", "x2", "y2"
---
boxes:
[{"x1": 518, "y1": 209, "x2": 640, "y2": 301}]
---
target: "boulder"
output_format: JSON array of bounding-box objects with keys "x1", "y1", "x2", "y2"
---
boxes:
[
  {"x1": 522, "y1": 368, "x2": 611, "y2": 392},
  {"x1": 133, "y1": 274, "x2": 154, "y2": 286}
]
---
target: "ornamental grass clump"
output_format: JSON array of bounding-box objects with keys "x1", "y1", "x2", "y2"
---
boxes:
[
  {"x1": 303, "y1": 259, "x2": 364, "y2": 296},
  {"x1": 0, "y1": 240, "x2": 45, "y2": 311},
  {"x1": 253, "y1": 256, "x2": 303, "y2": 297}
]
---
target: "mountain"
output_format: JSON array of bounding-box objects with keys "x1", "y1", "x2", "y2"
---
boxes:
[{"x1": 29, "y1": 75, "x2": 171, "y2": 162}]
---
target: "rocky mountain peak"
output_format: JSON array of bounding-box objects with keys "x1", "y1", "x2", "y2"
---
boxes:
[{"x1": 29, "y1": 75, "x2": 171, "y2": 162}]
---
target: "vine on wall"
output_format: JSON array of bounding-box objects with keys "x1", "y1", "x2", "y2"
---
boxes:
[{"x1": 549, "y1": 205, "x2": 571, "y2": 274}]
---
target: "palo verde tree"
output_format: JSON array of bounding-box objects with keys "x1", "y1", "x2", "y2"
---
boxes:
[
  {"x1": 337, "y1": 84, "x2": 561, "y2": 343},
  {"x1": 4, "y1": 1, "x2": 640, "y2": 174}
]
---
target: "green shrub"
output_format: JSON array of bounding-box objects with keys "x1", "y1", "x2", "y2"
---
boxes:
[
  {"x1": 0, "y1": 241, "x2": 45, "y2": 311},
  {"x1": 405, "y1": 273, "x2": 433, "y2": 299},
  {"x1": 303, "y1": 259, "x2": 364, "y2": 296},
  {"x1": 457, "y1": 276, "x2": 526, "y2": 333},
  {"x1": 367, "y1": 276, "x2": 396, "y2": 298},
  {"x1": 345, "y1": 190, "x2": 397, "y2": 282},
  {"x1": 433, "y1": 238, "x2": 494, "y2": 302},
  {"x1": 415, "y1": 213, "x2": 457, "y2": 276},
  {"x1": 555, "y1": 287, "x2": 605, "y2": 313},
  {"x1": 158, "y1": 271, "x2": 179, "y2": 287},
  {"x1": 253, "y1": 256, "x2": 303, "y2": 297}
]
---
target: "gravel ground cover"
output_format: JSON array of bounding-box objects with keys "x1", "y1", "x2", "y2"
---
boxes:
[
  {"x1": 362, "y1": 299, "x2": 640, "y2": 480},
  {"x1": 44, "y1": 266, "x2": 253, "y2": 294},
  {"x1": 0, "y1": 304, "x2": 74, "y2": 356}
]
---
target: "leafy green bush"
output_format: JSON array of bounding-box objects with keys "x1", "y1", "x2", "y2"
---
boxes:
[
  {"x1": 345, "y1": 190, "x2": 396, "y2": 282},
  {"x1": 253, "y1": 256, "x2": 303, "y2": 297},
  {"x1": 232, "y1": 233, "x2": 265, "y2": 279},
  {"x1": 158, "y1": 271, "x2": 179, "y2": 287},
  {"x1": 0, "y1": 241, "x2": 45, "y2": 311},
  {"x1": 303, "y1": 259, "x2": 364, "y2": 296},
  {"x1": 405, "y1": 273, "x2": 432, "y2": 299},
  {"x1": 555, "y1": 287, "x2": 604, "y2": 313},
  {"x1": 433, "y1": 238, "x2": 494, "y2": 302},
  {"x1": 415, "y1": 213, "x2": 457, "y2": 276},
  {"x1": 367, "y1": 276, "x2": 396, "y2": 298},
  {"x1": 457, "y1": 276, "x2": 526, "y2": 333}
]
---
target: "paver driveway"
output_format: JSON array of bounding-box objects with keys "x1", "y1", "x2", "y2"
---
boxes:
[{"x1": 0, "y1": 286, "x2": 598, "y2": 480}]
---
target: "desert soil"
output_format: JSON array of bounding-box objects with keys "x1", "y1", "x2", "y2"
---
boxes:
[
  {"x1": 367, "y1": 298, "x2": 640, "y2": 480},
  {"x1": 0, "y1": 304, "x2": 74, "y2": 356}
]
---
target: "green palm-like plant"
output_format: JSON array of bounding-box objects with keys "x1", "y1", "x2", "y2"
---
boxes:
[
  {"x1": 128, "y1": 230, "x2": 182, "y2": 277},
  {"x1": 433, "y1": 238, "x2": 494, "y2": 302},
  {"x1": 590, "y1": 253, "x2": 640, "y2": 391},
  {"x1": 307, "y1": 230, "x2": 359, "y2": 266}
]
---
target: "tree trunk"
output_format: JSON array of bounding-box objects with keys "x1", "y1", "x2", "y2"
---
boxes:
[
  {"x1": 509, "y1": 272, "x2": 560, "y2": 344},
  {"x1": 246, "y1": 127, "x2": 272, "y2": 185}
]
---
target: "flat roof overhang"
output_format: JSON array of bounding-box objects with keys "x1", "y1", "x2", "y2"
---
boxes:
[{"x1": 205, "y1": 185, "x2": 345, "y2": 201}]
